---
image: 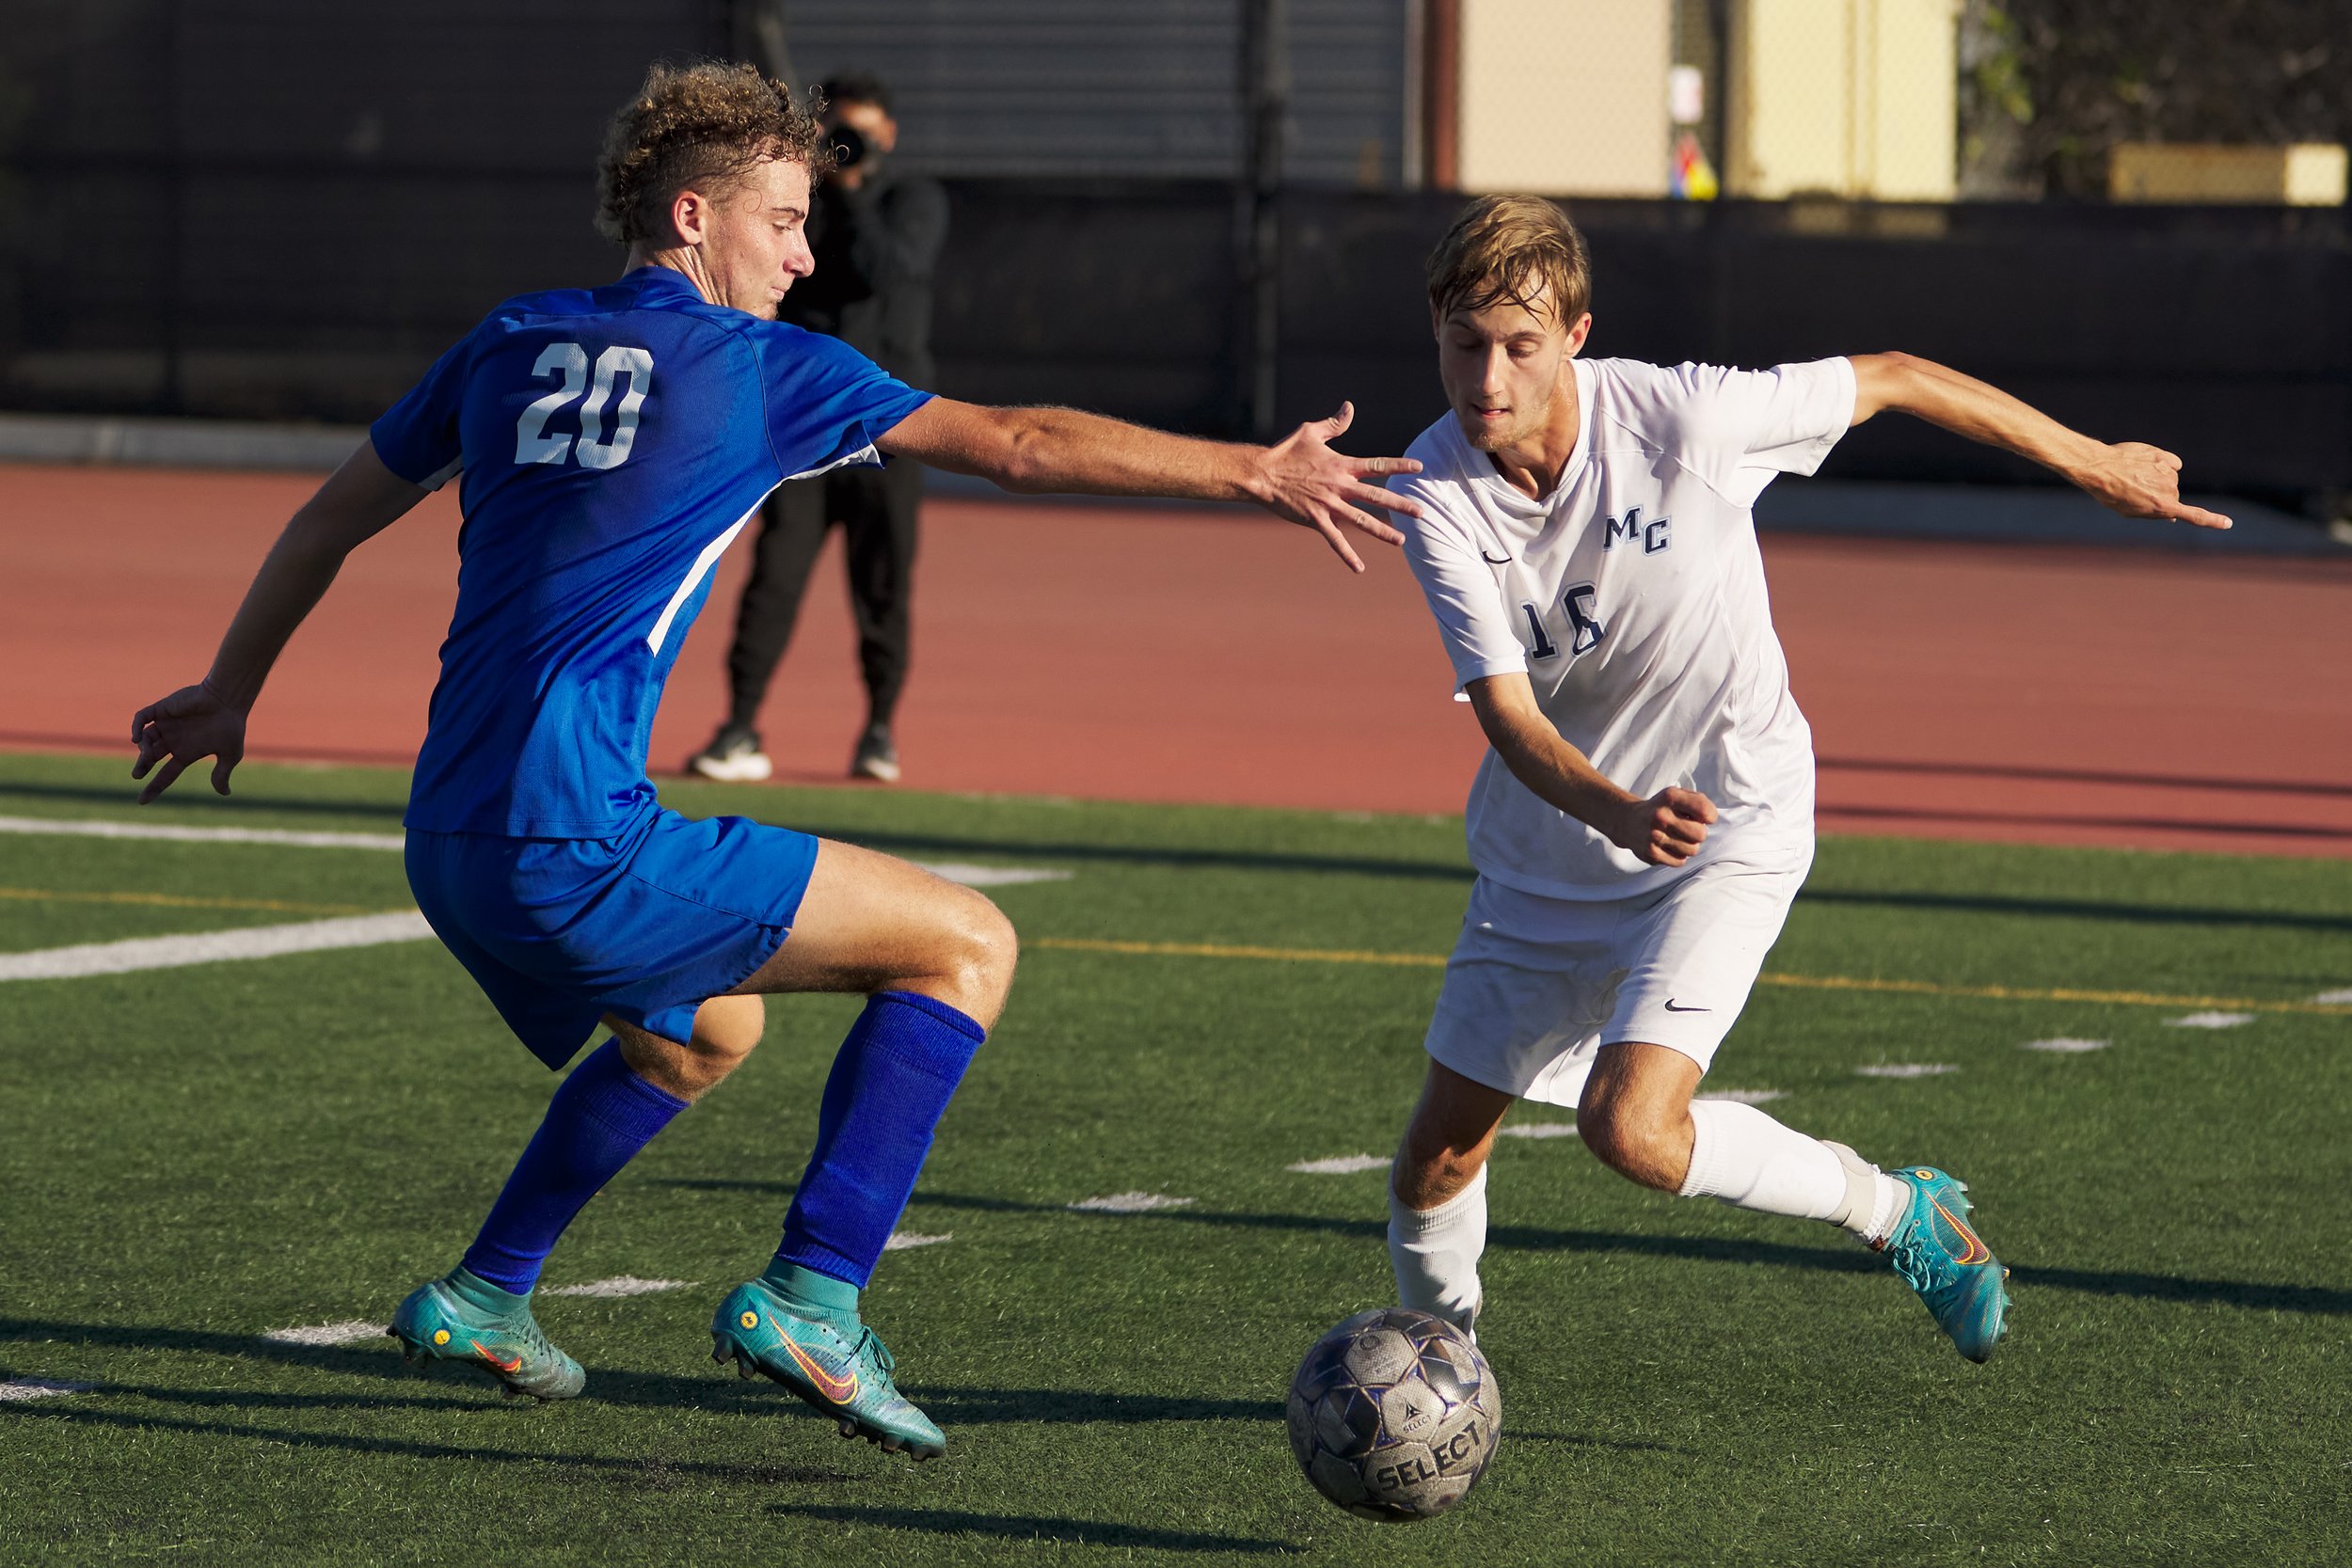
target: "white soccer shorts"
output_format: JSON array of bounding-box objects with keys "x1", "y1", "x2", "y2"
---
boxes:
[{"x1": 1422, "y1": 850, "x2": 1811, "y2": 1106}]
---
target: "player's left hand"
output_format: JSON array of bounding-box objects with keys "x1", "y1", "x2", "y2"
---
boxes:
[
  {"x1": 132, "y1": 680, "x2": 248, "y2": 803},
  {"x1": 1253, "y1": 403, "x2": 1423, "y2": 573},
  {"x1": 2074, "y1": 442, "x2": 2233, "y2": 531}
]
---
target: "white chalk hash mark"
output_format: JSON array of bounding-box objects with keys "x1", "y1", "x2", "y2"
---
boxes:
[
  {"x1": 547, "y1": 1276, "x2": 692, "y2": 1298},
  {"x1": 883, "y1": 1231, "x2": 954, "y2": 1251},
  {"x1": 1069, "y1": 1192, "x2": 1197, "y2": 1213},
  {"x1": 1497, "y1": 1122, "x2": 1580, "y2": 1140},
  {"x1": 1854, "y1": 1063, "x2": 1960, "y2": 1079},
  {"x1": 914, "y1": 863, "x2": 1071, "y2": 888},
  {"x1": 2022, "y1": 1037, "x2": 2110, "y2": 1053},
  {"x1": 0, "y1": 1379, "x2": 92, "y2": 1402},
  {"x1": 2312, "y1": 988, "x2": 2352, "y2": 1005},
  {"x1": 0, "y1": 814, "x2": 403, "y2": 850},
  {"x1": 2167, "y1": 1011, "x2": 2255, "y2": 1029},
  {"x1": 0, "y1": 911, "x2": 436, "y2": 982},
  {"x1": 1697, "y1": 1087, "x2": 1786, "y2": 1105},
  {"x1": 1287, "y1": 1154, "x2": 1390, "y2": 1175},
  {"x1": 262, "y1": 1320, "x2": 386, "y2": 1346}
]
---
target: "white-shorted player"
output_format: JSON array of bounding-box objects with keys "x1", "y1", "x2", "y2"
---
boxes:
[{"x1": 1385, "y1": 197, "x2": 2232, "y2": 1364}]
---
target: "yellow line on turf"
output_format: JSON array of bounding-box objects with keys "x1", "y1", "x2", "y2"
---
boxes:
[
  {"x1": 0, "y1": 886, "x2": 376, "y2": 917},
  {"x1": 1029, "y1": 936, "x2": 2352, "y2": 1017}
]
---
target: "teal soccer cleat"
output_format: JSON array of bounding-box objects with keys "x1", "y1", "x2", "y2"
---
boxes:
[
  {"x1": 1880, "y1": 1166, "x2": 2011, "y2": 1364},
  {"x1": 710, "y1": 1278, "x2": 946, "y2": 1460},
  {"x1": 389, "y1": 1267, "x2": 585, "y2": 1402}
]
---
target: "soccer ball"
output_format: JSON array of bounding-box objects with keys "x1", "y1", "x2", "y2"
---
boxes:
[{"x1": 1284, "y1": 1307, "x2": 1501, "y2": 1522}]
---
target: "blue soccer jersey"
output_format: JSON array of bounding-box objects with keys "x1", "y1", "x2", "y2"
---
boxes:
[{"x1": 371, "y1": 265, "x2": 932, "y2": 836}]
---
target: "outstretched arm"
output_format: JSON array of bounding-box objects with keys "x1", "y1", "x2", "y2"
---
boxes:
[
  {"x1": 1848, "y1": 353, "x2": 2232, "y2": 530},
  {"x1": 131, "y1": 441, "x2": 428, "y2": 801},
  {"x1": 876, "y1": 397, "x2": 1421, "y2": 572},
  {"x1": 1465, "y1": 673, "x2": 1717, "y2": 868}
]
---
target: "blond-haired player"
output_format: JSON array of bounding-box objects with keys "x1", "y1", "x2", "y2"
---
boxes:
[{"x1": 1385, "y1": 197, "x2": 2231, "y2": 1362}]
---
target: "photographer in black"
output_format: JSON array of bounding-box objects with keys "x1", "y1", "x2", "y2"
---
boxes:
[{"x1": 689, "y1": 72, "x2": 948, "y2": 784}]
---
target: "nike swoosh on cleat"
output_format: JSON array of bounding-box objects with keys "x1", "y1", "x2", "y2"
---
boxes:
[
  {"x1": 1661, "y1": 999, "x2": 1710, "y2": 1012},
  {"x1": 1481, "y1": 550, "x2": 1513, "y2": 564},
  {"x1": 1930, "y1": 1197, "x2": 1993, "y2": 1265},
  {"x1": 469, "y1": 1339, "x2": 523, "y2": 1375},
  {"x1": 782, "y1": 1337, "x2": 859, "y2": 1404}
]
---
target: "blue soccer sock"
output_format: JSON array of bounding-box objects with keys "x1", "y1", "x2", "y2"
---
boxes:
[
  {"x1": 460, "y1": 1037, "x2": 689, "y2": 1294},
  {"x1": 769, "y1": 990, "x2": 988, "y2": 1300}
]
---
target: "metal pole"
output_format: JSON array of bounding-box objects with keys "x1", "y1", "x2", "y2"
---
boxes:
[{"x1": 1241, "y1": 0, "x2": 1287, "y2": 440}]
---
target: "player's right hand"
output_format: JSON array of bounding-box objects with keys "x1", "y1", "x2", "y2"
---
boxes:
[
  {"x1": 132, "y1": 681, "x2": 248, "y2": 803},
  {"x1": 1253, "y1": 402, "x2": 1422, "y2": 573},
  {"x1": 1613, "y1": 787, "x2": 1717, "y2": 866}
]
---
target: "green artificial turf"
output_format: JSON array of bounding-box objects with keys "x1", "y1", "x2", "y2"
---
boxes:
[{"x1": 0, "y1": 749, "x2": 2344, "y2": 1566}]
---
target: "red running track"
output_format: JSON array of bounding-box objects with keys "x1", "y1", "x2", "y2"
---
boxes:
[{"x1": 9, "y1": 461, "x2": 2352, "y2": 857}]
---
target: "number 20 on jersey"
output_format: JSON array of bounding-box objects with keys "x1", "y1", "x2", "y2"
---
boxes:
[{"x1": 515, "y1": 341, "x2": 654, "y2": 470}]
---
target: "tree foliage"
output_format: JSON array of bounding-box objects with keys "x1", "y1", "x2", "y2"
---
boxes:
[{"x1": 1963, "y1": 0, "x2": 2352, "y2": 198}]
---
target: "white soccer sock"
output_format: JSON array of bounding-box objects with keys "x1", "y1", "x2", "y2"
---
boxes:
[
  {"x1": 1678, "y1": 1101, "x2": 1887, "y2": 1232},
  {"x1": 1389, "y1": 1164, "x2": 1487, "y2": 1328}
]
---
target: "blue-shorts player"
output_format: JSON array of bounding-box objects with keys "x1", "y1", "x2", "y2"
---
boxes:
[{"x1": 130, "y1": 61, "x2": 1424, "y2": 1460}]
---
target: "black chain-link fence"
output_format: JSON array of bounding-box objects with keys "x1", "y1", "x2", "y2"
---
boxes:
[{"x1": 1, "y1": 0, "x2": 2346, "y2": 506}]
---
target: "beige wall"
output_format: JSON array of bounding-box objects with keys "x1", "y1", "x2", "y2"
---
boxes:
[
  {"x1": 1727, "y1": 0, "x2": 1958, "y2": 200},
  {"x1": 1456, "y1": 0, "x2": 1674, "y2": 198}
]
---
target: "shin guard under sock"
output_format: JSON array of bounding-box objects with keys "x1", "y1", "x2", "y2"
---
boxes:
[
  {"x1": 771, "y1": 990, "x2": 987, "y2": 1291},
  {"x1": 460, "y1": 1038, "x2": 689, "y2": 1293},
  {"x1": 1389, "y1": 1164, "x2": 1488, "y2": 1326}
]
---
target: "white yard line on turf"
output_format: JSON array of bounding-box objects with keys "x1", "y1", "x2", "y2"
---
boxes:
[
  {"x1": 547, "y1": 1276, "x2": 692, "y2": 1298},
  {"x1": 1497, "y1": 1122, "x2": 1579, "y2": 1140},
  {"x1": 2023, "y1": 1037, "x2": 2110, "y2": 1053},
  {"x1": 0, "y1": 1379, "x2": 92, "y2": 1402},
  {"x1": 262, "y1": 1320, "x2": 387, "y2": 1346},
  {"x1": 0, "y1": 816, "x2": 1067, "y2": 889},
  {"x1": 1069, "y1": 1192, "x2": 1196, "y2": 1213},
  {"x1": 0, "y1": 911, "x2": 436, "y2": 982},
  {"x1": 2166, "y1": 1011, "x2": 2255, "y2": 1029},
  {"x1": 2314, "y1": 988, "x2": 2352, "y2": 1005},
  {"x1": 0, "y1": 814, "x2": 405, "y2": 850},
  {"x1": 1287, "y1": 1154, "x2": 1389, "y2": 1174},
  {"x1": 1853, "y1": 1063, "x2": 1959, "y2": 1079},
  {"x1": 914, "y1": 863, "x2": 1071, "y2": 887},
  {"x1": 883, "y1": 1231, "x2": 954, "y2": 1250},
  {"x1": 1697, "y1": 1088, "x2": 1786, "y2": 1105}
]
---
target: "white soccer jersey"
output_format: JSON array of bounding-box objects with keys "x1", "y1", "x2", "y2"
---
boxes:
[{"x1": 1396, "y1": 355, "x2": 1855, "y2": 899}]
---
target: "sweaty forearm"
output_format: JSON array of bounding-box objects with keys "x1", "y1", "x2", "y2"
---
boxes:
[
  {"x1": 1867, "y1": 354, "x2": 2100, "y2": 479},
  {"x1": 992, "y1": 407, "x2": 1264, "y2": 504},
  {"x1": 202, "y1": 520, "x2": 350, "y2": 709},
  {"x1": 1487, "y1": 719, "x2": 1637, "y2": 832}
]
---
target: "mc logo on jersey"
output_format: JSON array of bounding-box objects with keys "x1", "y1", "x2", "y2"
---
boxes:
[{"x1": 1602, "y1": 506, "x2": 1671, "y2": 554}]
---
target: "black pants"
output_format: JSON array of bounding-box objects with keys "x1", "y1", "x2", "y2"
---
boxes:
[{"x1": 723, "y1": 460, "x2": 924, "y2": 733}]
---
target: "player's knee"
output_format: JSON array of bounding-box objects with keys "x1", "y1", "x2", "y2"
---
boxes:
[
  {"x1": 1577, "y1": 1096, "x2": 1682, "y2": 1191},
  {"x1": 931, "y1": 887, "x2": 1018, "y2": 1017},
  {"x1": 691, "y1": 993, "x2": 766, "y2": 1065}
]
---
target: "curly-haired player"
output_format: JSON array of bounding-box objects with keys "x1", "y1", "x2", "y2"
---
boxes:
[
  {"x1": 1383, "y1": 196, "x2": 2231, "y2": 1365},
  {"x1": 130, "y1": 61, "x2": 1422, "y2": 1459}
]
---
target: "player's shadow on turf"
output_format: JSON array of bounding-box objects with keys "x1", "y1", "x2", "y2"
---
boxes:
[
  {"x1": 651, "y1": 1191, "x2": 2352, "y2": 1319},
  {"x1": 898, "y1": 1386, "x2": 1277, "y2": 1425},
  {"x1": 0, "y1": 1402, "x2": 858, "y2": 1485},
  {"x1": 768, "y1": 1504, "x2": 1297, "y2": 1555},
  {"x1": 0, "y1": 780, "x2": 409, "y2": 820}
]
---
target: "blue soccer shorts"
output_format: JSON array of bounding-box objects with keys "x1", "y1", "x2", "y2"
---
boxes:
[{"x1": 405, "y1": 805, "x2": 822, "y2": 1069}]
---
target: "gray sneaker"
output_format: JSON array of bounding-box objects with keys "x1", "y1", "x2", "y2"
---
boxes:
[
  {"x1": 689, "y1": 723, "x2": 772, "y2": 783},
  {"x1": 850, "y1": 724, "x2": 900, "y2": 784}
]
